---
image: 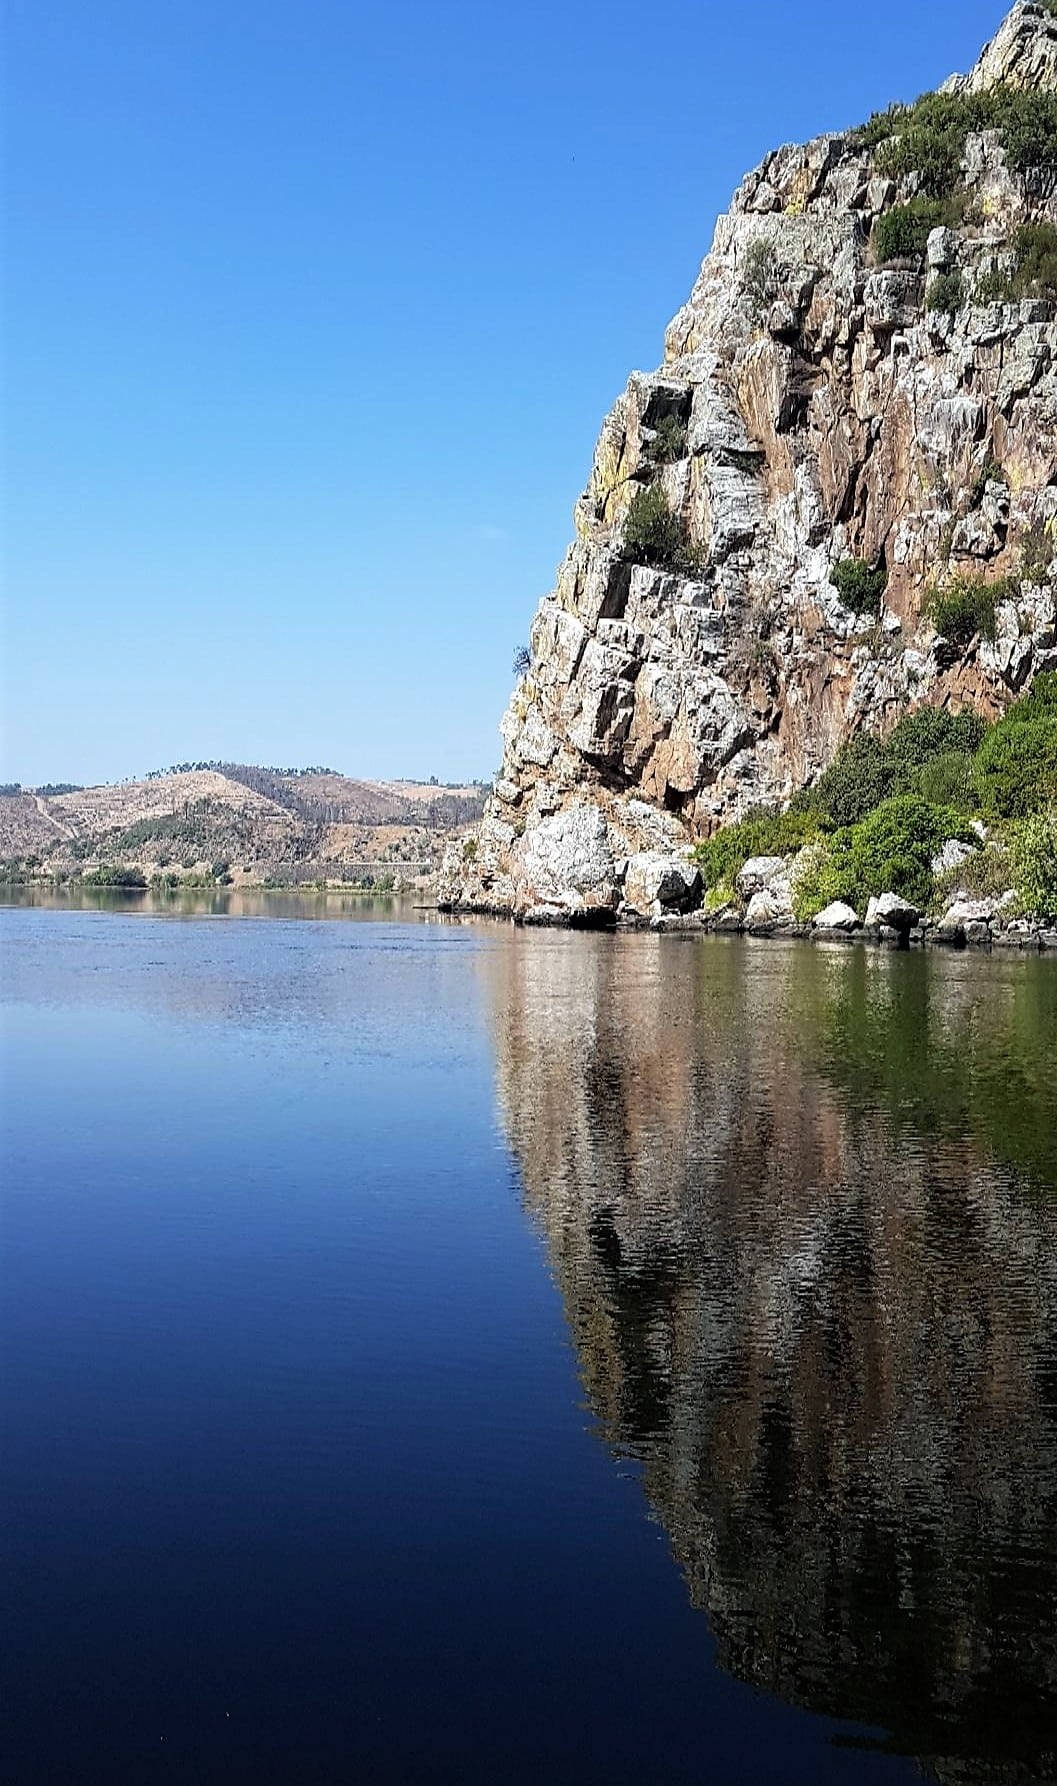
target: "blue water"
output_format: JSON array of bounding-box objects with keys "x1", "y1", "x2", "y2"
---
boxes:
[{"x1": 2, "y1": 905, "x2": 1055, "y2": 1784}]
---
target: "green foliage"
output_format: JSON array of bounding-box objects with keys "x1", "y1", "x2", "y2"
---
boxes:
[
  {"x1": 863, "y1": 88, "x2": 1057, "y2": 197},
  {"x1": 623, "y1": 484, "x2": 702, "y2": 576},
  {"x1": 1008, "y1": 220, "x2": 1057, "y2": 298},
  {"x1": 802, "y1": 706, "x2": 987, "y2": 828},
  {"x1": 974, "y1": 267, "x2": 1017, "y2": 305},
  {"x1": 926, "y1": 573, "x2": 1015, "y2": 648},
  {"x1": 912, "y1": 749, "x2": 977, "y2": 810},
  {"x1": 1011, "y1": 810, "x2": 1057, "y2": 921},
  {"x1": 976, "y1": 222, "x2": 1057, "y2": 305},
  {"x1": 81, "y1": 864, "x2": 147, "y2": 888},
  {"x1": 648, "y1": 413, "x2": 688, "y2": 465},
  {"x1": 872, "y1": 198, "x2": 956, "y2": 263},
  {"x1": 796, "y1": 798, "x2": 973, "y2": 917},
  {"x1": 741, "y1": 239, "x2": 779, "y2": 317},
  {"x1": 829, "y1": 557, "x2": 887, "y2": 616},
  {"x1": 690, "y1": 805, "x2": 822, "y2": 891},
  {"x1": 974, "y1": 710, "x2": 1057, "y2": 819},
  {"x1": 926, "y1": 270, "x2": 964, "y2": 315}
]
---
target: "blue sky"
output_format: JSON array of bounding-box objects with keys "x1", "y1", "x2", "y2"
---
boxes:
[{"x1": 4, "y1": 0, "x2": 1004, "y2": 785}]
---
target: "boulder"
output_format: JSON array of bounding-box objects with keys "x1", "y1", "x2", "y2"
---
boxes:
[
  {"x1": 737, "y1": 855, "x2": 789, "y2": 896},
  {"x1": 812, "y1": 900, "x2": 859, "y2": 932},
  {"x1": 745, "y1": 888, "x2": 791, "y2": 930},
  {"x1": 865, "y1": 892, "x2": 920, "y2": 933},
  {"x1": 518, "y1": 803, "x2": 619, "y2": 913},
  {"x1": 935, "y1": 898, "x2": 997, "y2": 942},
  {"x1": 623, "y1": 852, "x2": 702, "y2": 917}
]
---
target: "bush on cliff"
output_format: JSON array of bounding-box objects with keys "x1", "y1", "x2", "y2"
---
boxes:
[
  {"x1": 926, "y1": 573, "x2": 1012, "y2": 648},
  {"x1": 623, "y1": 485, "x2": 702, "y2": 577},
  {"x1": 829, "y1": 557, "x2": 887, "y2": 616},
  {"x1": 793, "y1": 797, "x2": 974, "y2": 918},
  {"x1": 690, "y1": 805, "x2": 822, "y2": 891},
  {"x1": 872, "y1": 198, "x2": 957, "y2": 264},
  {"x1": 974, "y1": 713, "x2": 1057, "y2": 818},
  {"x1": 1011, "y1": 811, "x2": 1057, "y2": 921},
  {"x1": 799, "y1": 706, "x2": 986, "y2": 829}
]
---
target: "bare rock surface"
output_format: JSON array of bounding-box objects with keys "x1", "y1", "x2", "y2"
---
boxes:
[{"x1": 446, "y1": 5, "x2": 1057, "y2": 920}]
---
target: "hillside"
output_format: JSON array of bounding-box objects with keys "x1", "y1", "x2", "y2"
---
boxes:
[
  {"x1": 0, "y1": 766, "x2": 486, "y2": 888},
  {"x1": 445, "y1": 3, "x2": 1057, "y2": 932}
]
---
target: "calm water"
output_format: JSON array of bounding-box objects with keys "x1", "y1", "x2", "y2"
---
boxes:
[{"x1": 2, "y1": 901, "x2": 1057, "y2": 1785}]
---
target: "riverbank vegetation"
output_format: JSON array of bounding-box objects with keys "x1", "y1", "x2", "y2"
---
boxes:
[{"x1": 691, "y1": 676, "x2": 1057, "y2": 921}]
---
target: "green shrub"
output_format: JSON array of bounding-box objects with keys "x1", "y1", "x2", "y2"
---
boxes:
[
  {"x1": 791, "y1": 840, "x2": 846, "y2": 920},
  {"x1": 974, "y1": 712, "x2": 1057, "y2": 818},
  {"x1": 623, "y1": 484, "x2": 702, "y2": 576},
  {"x1": 648, "y1": 413, "x2": 688, "y2": 465},
  {"x1": 911, "y1": 749, "x2": 977, "y2": 810},
  {"x1": 690, "y1": 805, "x2": 822, "y2": 891},
  {"x1": 873, "y1": 198, "x2": 956, "y2": 263},
  {"x1": 802, "y1": 706, "x2": 987, "y2": 829},
  {"x1": 974, "y1": 268, "x2": 1017, "y2": 305},
  {"x1": 741, "y1": 239, "x2": 779, "y2": 318},
  {"x1": 1004, "y1": 670, "x2": 1057, "y2": 721},
  {"x1": 843, "y1": 797, "x2": 973, "y2": 913},
  {"x1": 82, "y1": 864, "x2": 147, "y2": 888},
  {"x1": 926, "y1": 270, "x2": 964, "y2": 315},
  {"x1": 864, "y1": 88, "x2": 1057, "y2": 195},
  {"x1": 1011, "y1": 810, "x2": 1057, "y2": 920},
  {"x1": 802, "y1": 733, "x2": 894, "y2": 827},
  {"x1": 1008, "y1": 220, "x2": 1057, "y2": 298},
  {"x1": 926, "y1": 573, "x2": 1014, "y2": 647},
  {"x1": 829, "y1": 557, "x2": 887, "y2": 616},
  {"x1": 885, "y1": 704, "x2": 988, "y2": 767}
]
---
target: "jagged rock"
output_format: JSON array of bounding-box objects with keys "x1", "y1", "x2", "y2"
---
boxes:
[
  {"x1": 518, "y1": 803, "x2": 619, "y2": 915},
  {"x1": 935, "y1": 898, "x2": 1000, "y2": 942},
  {"x1": 931, "y1": 839, "x2": 976, "y2": 875},
  {"x1": 745, "y1": 887, "x2": 793, "y2": 930},
  {"x1": 452, "y1": 6, "x2": 1057, "y2": 919},
  {"x1": 736, "y1": 855, "x2": 789, "y2": 897},
  {"x1": 865, "y1": 893, "x2": 920, "y2": 933},
  {"x1": 812, "y1": 901, "x2": 860, "y2": 932},
  {"x1": 623, "y1": 852, "x2": 702, "y2": 917}
]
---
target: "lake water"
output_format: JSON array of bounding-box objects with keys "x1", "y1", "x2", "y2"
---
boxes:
[{"x1": 2, "y1": 898, "x2": 1056, "y2": 1785}]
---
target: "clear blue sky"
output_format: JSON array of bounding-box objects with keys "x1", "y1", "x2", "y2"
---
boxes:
[{"x1": 3, "y1": 0, "x2": 1004, "y2": 785}]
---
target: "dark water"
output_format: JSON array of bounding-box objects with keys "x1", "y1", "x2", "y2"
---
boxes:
[{"x1": 2, "y1": 906, "x2": 1056, "y2": 1786}]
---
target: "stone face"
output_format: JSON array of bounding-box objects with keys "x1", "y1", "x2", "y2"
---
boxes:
[
  {"x1": 623, "y1": 852, "x2": 702, "y2": 918},
  {"x1": 812, "y1": 901, "x2": 860, "y2": 932},
  {"x1": 452, "y1": 6, "x2": 1057, "y2": 917},
  {"x1": 865, "y1": 893, "x2": 921, "y2": 932}
]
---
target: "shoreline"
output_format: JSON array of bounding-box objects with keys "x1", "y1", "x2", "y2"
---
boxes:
[{"x1": 438, "y1": 898, "x2": 1057, "y2": 952}]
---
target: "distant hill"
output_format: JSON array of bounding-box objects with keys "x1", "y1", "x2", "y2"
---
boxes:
[{"x1": 0, "y1": 765, "x2": 488, "y2": 889}]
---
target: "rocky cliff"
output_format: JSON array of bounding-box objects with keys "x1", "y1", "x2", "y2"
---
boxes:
[{"x1": 446, "y1": 3, "x2": 1057, "y2": 923}]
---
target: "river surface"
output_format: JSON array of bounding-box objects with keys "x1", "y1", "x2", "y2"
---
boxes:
[{"x1": 2, "y1": 897, "x2": 1056, "y2": 1785}]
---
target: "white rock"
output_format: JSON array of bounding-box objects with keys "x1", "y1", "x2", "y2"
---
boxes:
[
  {"x1": 812, "y1": 900, "x2": 859, "y2": 931},
  {"x1": 865, "y1": 892, "x2": 920, "y2": 931},
  {"x1": 623, "y1": 852, "x2": 702, "y2": 917},
  {"x1": 931, "y1": 839, "x2": 975, "y2": 875},
  {"x1": 736, "y1": 855, "x2": 788, "y2": 896}
]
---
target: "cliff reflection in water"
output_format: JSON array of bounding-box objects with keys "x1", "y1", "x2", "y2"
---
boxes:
[{"x1": 485, "y1": 935, "x2": 1057, "y2": 1784}]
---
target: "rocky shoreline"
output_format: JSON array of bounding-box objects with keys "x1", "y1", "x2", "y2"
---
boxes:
[{"x1": 439, "y1": 891, "x2": 1057, "y2": 949}]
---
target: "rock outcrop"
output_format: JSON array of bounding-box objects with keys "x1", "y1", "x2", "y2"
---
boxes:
[{"x1": 445, "y1": 4, "x2": 1057, "y2": 921}]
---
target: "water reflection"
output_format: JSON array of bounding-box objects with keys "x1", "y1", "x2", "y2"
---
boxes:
[
  {"x1": 0, "y1": 884, "x2": 421, "y2": 921},
  {"x1": 484, "y1": 935, "x2": 1057, "y2": 1784}
]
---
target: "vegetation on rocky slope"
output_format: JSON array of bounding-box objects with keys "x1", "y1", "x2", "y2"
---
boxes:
[{"x1": 691, "y1": 678, "x2": 1057, "y2": 921}]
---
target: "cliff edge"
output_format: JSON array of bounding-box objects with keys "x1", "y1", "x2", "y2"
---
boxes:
[{"x1": 444, "y1": 3, "x2": 1057, "y2": 923}]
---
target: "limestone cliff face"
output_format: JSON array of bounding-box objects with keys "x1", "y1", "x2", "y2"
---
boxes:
[{"x1": 447, "y1": 3, "x2": 1057, "y2": 921}]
